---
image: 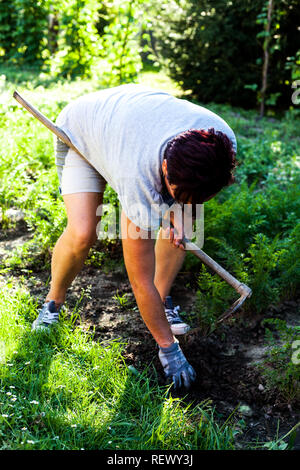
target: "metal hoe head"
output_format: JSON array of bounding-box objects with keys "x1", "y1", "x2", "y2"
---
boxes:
[
  {"x1": 184, "y1": 237, "x2": 252, "y2": 325},
  {"x1": 215, "y1": 284, "x2": 252, "y2": 325}
]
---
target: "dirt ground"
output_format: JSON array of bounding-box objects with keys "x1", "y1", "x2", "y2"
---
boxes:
[{"x1": 1, "y1": 229, "x2": 300, "y2": 449}]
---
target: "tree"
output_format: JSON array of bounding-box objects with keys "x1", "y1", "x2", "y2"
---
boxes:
[
  {"x1": 99, "y1": 0, "x2": 146, "y2": 86},
  {"x1": 0, "y1": 0, "x2": 49, "y2": 65},
  {"x1": 259, "y1": 0, "x2": 274, "y2": 117},
  {"x1": 150, "y1": 0, "x2": 300, "y2": 110}
]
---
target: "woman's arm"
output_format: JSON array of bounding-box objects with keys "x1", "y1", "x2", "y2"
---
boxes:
[
  {"x1": 121, "y1": 210, "x2": 175, "y2": 348},
  {"x1": 121, "y1": 210, "x2": 196, "y2": 389}
]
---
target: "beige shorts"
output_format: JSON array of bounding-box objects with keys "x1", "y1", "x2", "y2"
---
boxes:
[{"x1": 55, "y1": 138, "x2": 106, "y2": 195}]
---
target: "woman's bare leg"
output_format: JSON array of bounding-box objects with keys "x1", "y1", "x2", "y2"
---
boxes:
[
  {"x1": 154, "y1": 227, "x2": 186, "y2": 303},
  {"x1": 46, "y1": 192, "x2": 103, "y2": 306}
]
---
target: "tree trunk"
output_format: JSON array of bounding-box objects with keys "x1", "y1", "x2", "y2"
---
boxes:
[{"x1": 259, "y1": 0, "x2": 274, "y2": 118}]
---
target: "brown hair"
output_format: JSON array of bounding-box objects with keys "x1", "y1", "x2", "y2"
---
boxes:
[{"x1": 164, "y1": 128, "x2": 237, "y2": 204}]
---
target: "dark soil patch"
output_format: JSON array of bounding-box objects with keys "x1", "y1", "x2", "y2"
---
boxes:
[{"x1": 1, "y1": 233, "x2": 299, "y2": 449}]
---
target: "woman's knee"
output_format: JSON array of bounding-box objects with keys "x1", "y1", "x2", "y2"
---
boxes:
[
  {"x1": 62, "y1": 192, "x2": 103, "y2": 252},
  {"x1": 65, "y1": 224, "x2": 98, "y2": 252}
]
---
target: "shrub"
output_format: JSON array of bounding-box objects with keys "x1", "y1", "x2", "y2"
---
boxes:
[
  {"x1": 150, "y1": 0, "x2": 299, "y2": 110},
  {"x1": 258, "y1": 318, "x2": 300, "y2": 405},
  {"x1": 46, "y1": 0, "x2": 101, "y2": 78},
  {"x1": 0, "y1": 0, "x2": 49, "y2": 66},
  {"x1": 99, "y1": 0, "x2": 145, "y2": 86}
]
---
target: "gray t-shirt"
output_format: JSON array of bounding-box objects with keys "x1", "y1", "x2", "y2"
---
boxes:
[{"x1": 56, "y1": 84, "x2": 237, "y2": 230}]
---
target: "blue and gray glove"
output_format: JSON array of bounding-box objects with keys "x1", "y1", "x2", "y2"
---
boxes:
[{"x1": 158, "y1": 340, "x2": 196, "y2": 389}]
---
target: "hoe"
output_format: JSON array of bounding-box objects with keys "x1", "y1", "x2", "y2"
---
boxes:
[{"x1": 13, "y1": 90, "x2": 252, "y2": 325}]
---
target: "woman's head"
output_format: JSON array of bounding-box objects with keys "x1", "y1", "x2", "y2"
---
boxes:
[{"x1": 162, "y1": 128, "x2": 237, "y2": 204}]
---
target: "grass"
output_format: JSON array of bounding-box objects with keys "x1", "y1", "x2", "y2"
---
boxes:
[{"x1": 0, "y1": 282, "x2": 237, "y2": 450}]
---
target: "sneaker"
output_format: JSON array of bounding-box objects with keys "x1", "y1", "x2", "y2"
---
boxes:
[
  {"x1": 32, "y1": 300, "x2": 60, "y2": 331},
  {"x1": 164, "y1": 296, "x2": 190, "y2": 335}
]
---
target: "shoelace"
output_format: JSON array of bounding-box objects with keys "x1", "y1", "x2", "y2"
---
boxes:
[
  {"x1": 165, "y1": 305, "x2": 181, "y2": 319},
  {"x1": 44, "y1": 311, "x2": 59, "y2": 321}
]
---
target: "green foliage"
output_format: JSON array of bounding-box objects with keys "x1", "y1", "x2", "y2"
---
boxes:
[
  {"x1": 150, "y1": 0, "x2": 299, "y2": 110},
  {"x1": 262, "y1": 422, "x2": 300, "y2": 450},
  {"x1": 0, "y1": 0, "x2": 17, "y2": 60},
  {"x1": 0, "y1": 0, "x2": 50, "y2": 65},
  {"x1": 0, "y1": 67, "x2": 299, "y2": 339},
  {"x1": 186, "y1": 103, "x2": 300, "y2": 328},
  {"x1": 194, "y1": 232, "x2": 289, "y2": 331},
  {"x1": 277, "y1": 224, "x2": 300, "y2": 297},
  {"x1": 244, "y1": 233, "x2": 281, "y2": 312},
  {"x1": 99, "y1": 0, "x2": 145, "y2": 86},
  {"x1": 113, "y1": 291, "x2": 133, "y2": 309},
  {"x1": 0, "y1": 81, "x2": 118, "y2": 270},
  {"x1": 195, "y1": 265, "x2": 235, "y2": 332},
  {"x1": 258, "y1": 318, "x2": 300, "y2": 404},
  {"x1": 85, "y1": 249, "x2": 105, "y2": 268},
  {"x1": 47, "y1": 0, "x2": 101, "y2": 79},
  {"x1": 0, "y1": 0, "x2": 103, "y2": 78}
]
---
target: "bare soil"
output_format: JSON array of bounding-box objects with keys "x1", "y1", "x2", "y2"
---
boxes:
[{"x1": 1, "y1": 230, "x2": 299, "y2": 449}]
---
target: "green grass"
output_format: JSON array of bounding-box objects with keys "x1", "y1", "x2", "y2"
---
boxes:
[{"x1": 0, "y1": 283, "x2": 237, "y2": 450}]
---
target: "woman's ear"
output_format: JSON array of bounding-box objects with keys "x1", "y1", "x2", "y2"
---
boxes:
[{"x1": 162, "y1": 159, "x2": 167, "y2": 176}]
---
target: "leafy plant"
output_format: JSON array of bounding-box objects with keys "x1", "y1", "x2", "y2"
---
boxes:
[
  {"x1": 99, "y1": 0, "x2": 145, "y2": 86},
  {"x1": 195, "y1": 265, "x2": 235, "y2": 333},
  {"x1": 0, "y1": 0, "x2": 50, "y2": 65},
  {"x1": 46, "y1": 0, "x2": 101, "y2": 78},
  {"x1": 85, "y1": 249, "x2": 105, "y2": 268},
  {"x1": 0, "y1": 283, "x2": 239, "y2": 450},
  {"x1": 113, "y1": 291, "x2": 133, "y2": 309},
  {"x1": 150, "y1": 0, "x2": 299, "y2": 110},
  {"x1": 258, "y1": 318, "x2": 300, "y2": 404},
  {"x1": 194, "y1": 229, "x2": 298, "y2": 331}
]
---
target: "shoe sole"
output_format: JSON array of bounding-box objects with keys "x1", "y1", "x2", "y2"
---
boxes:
[
  {"x1": 31, "y1": 322, "x2": 49, "y2": 331},
  {"x1": 170, "y1": 324, "x2": 191, "y2": 335},
  {"x1": 31, "y1": 320, "x2": 56, "y2": 331}
]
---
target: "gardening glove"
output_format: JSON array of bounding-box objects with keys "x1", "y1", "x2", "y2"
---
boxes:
[{"x1": 158, "y1": 340, "x2": 196, "y2": 390}]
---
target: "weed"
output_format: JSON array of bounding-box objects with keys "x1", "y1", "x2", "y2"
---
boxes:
[
  {"x1": 257, "y1": 318, "x2": 300, "y2": 405},
  {"x1": 113, "y1": 291, "x2": 133, "y2": 310}
]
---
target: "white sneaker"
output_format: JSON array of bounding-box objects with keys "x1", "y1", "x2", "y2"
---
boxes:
[
  {"x1": 164, "y1": 296, "x2": 190, "y2": 335},
  {"x1": 32, "y1": 300, "x2": 60, "y2": 331}
]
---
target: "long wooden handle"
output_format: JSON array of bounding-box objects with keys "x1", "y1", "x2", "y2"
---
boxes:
[
  {"x1": 13, "y1": 90, "x2": 85, "y2": 159},
  {"x1": 184, "y1": 237, "x2": 252, "y2": 298}
]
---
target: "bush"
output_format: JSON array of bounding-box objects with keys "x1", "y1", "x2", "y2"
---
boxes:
[
  {"x1": 150, "y1": 0, "x2": 299, "y2": 110},
  {"x1": 258, "y1": 318, "x2": 300, "y2": 404},
  {"x1": 47, "y1": 0, "x2": 101, "y2": 79},
  {"x1": 0, "y1": 0, "x2": 102, "y2": 78},
  {"x1": 99, "y1": 0, "x2": 146, "y2": 87},
  {"x1": 0, "y1": 0, "x2": 49, "y2": 66}
]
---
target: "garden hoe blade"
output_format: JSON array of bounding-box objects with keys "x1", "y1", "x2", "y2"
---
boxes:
[{"x1": 184, "y1": 237, "x2": 252, "y2": 324}]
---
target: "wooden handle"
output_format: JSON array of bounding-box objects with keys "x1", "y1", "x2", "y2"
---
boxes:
[
  {"x1": 184, "y1": 237, "x2": 252, "y2": 297},
  {"x1": 13, "y1": 90, "x2": 85, "y2": 159}
]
